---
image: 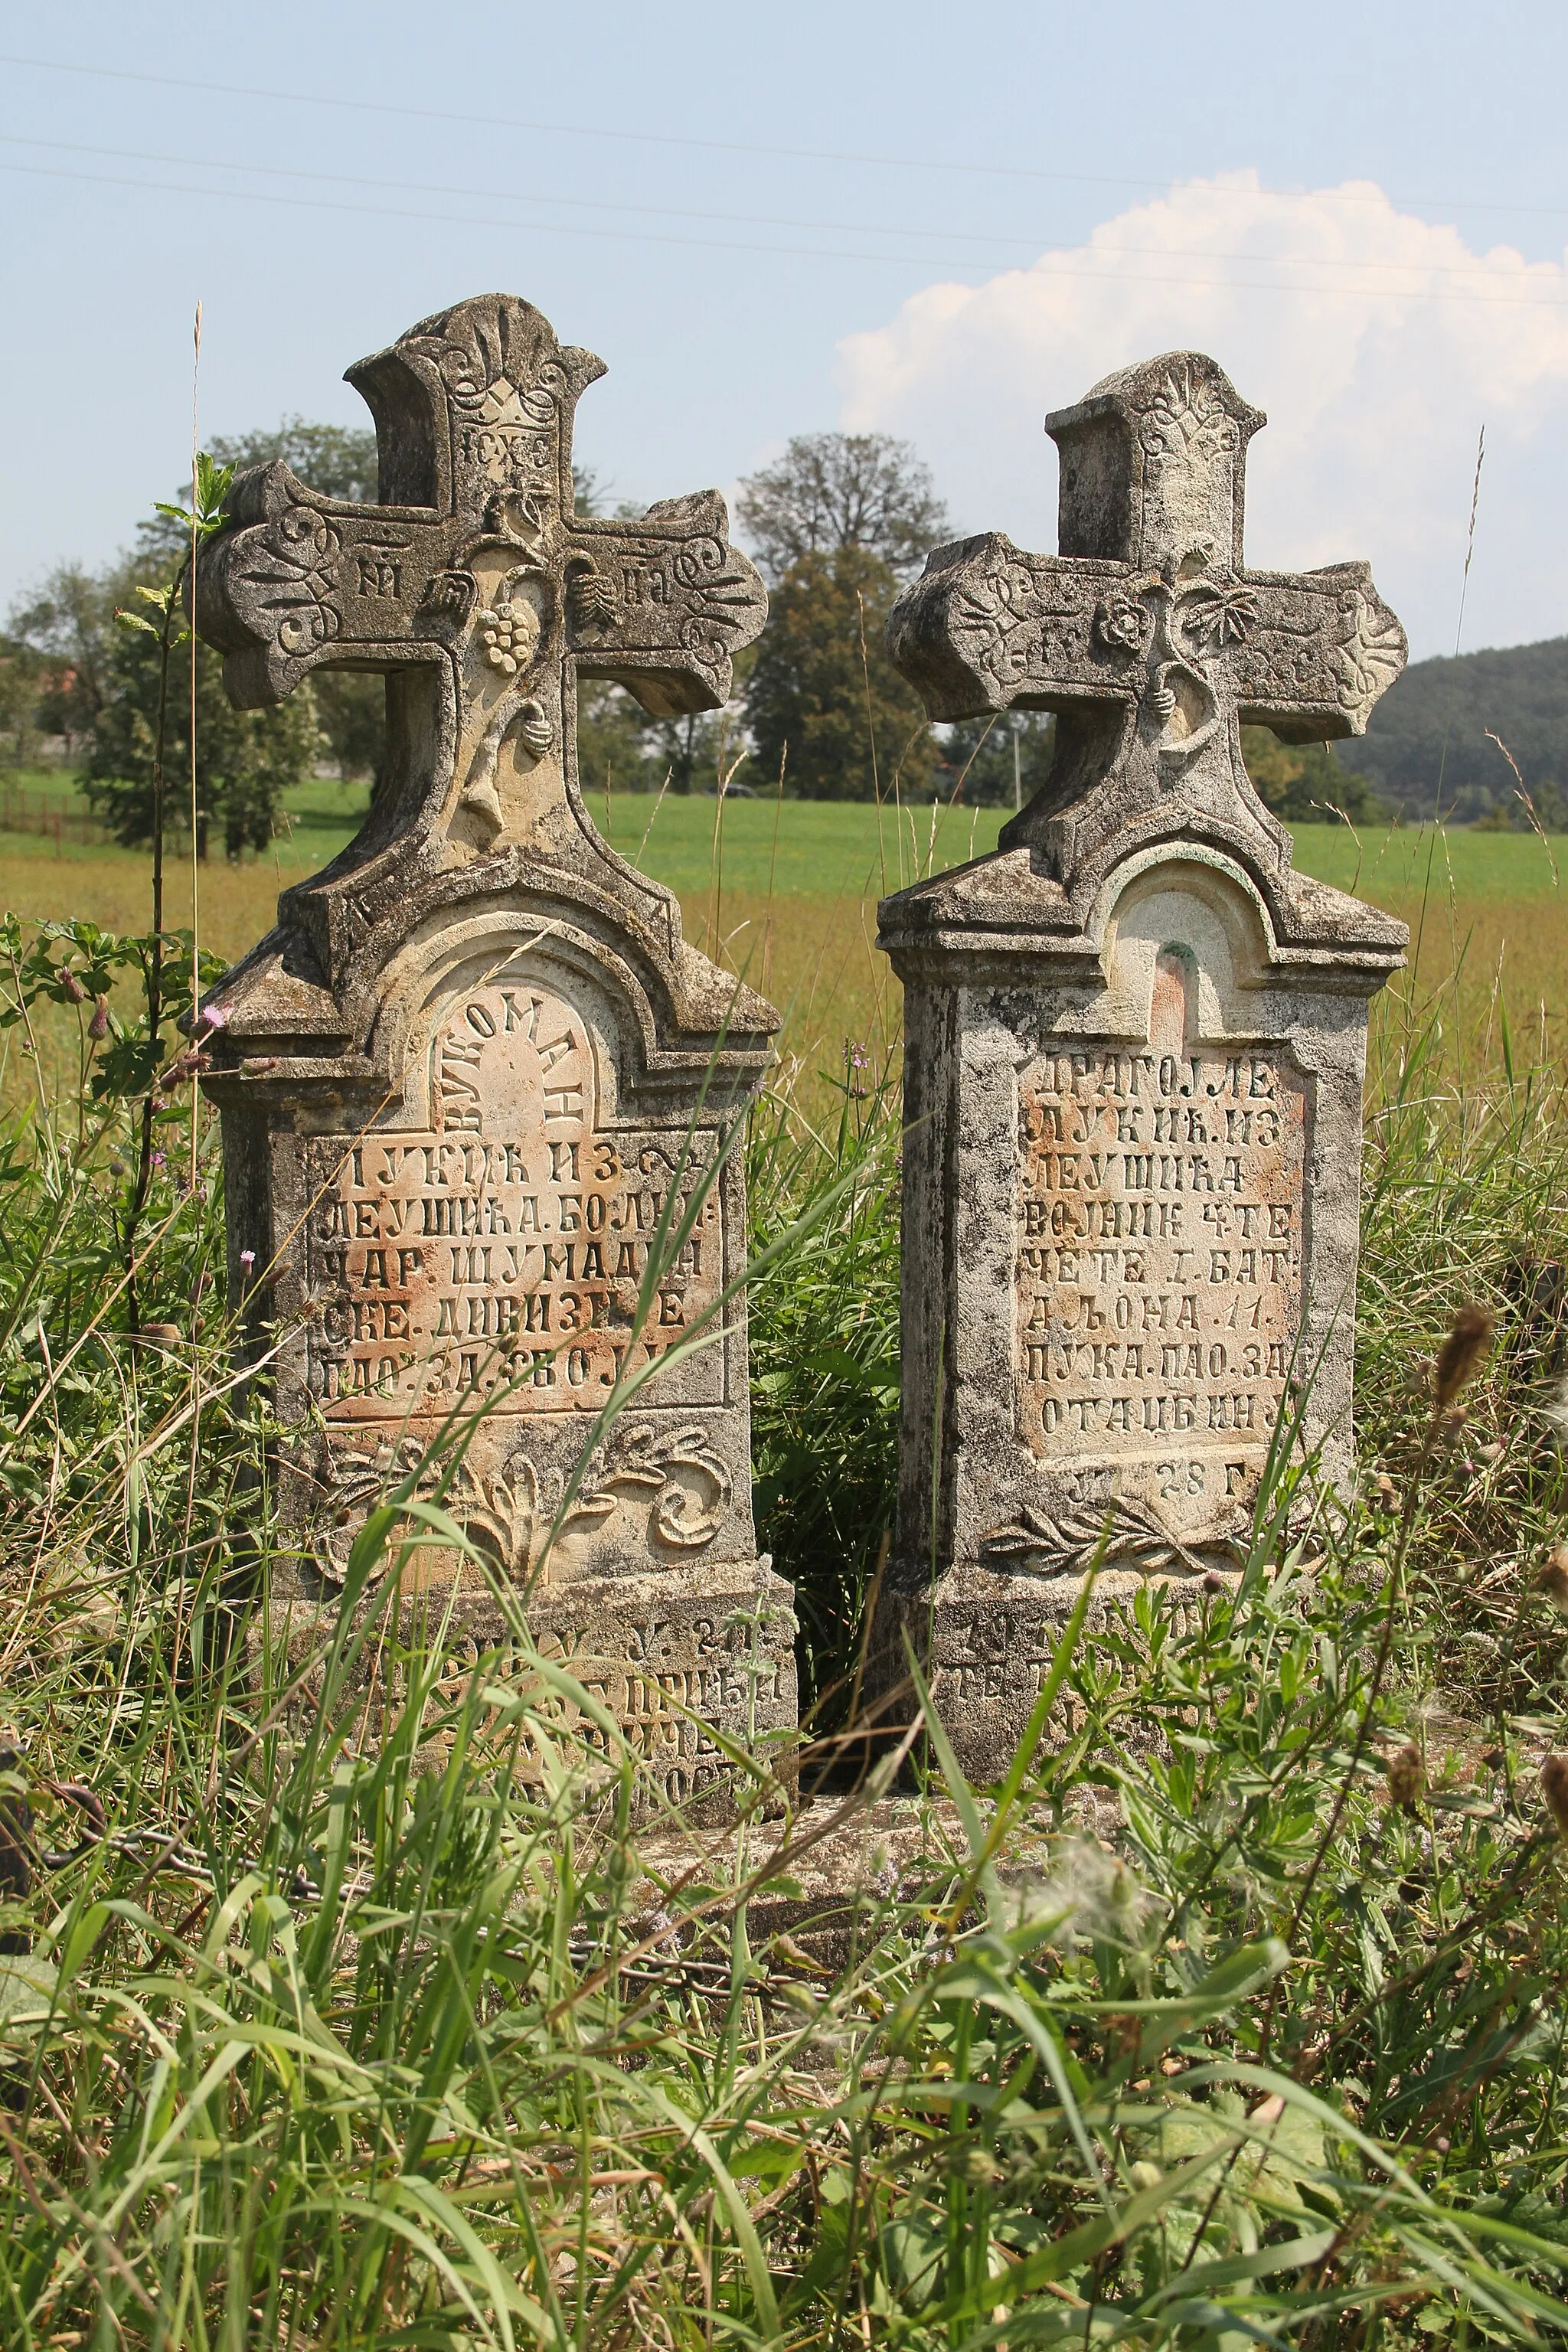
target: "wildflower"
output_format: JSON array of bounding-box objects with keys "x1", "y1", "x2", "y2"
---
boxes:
[
  {"x1": 88, "y1": 993, "x2": 109, "y2": 1040},
  {"x1": 1539, "y1": 1547, "x2": 1568, "y2": 1613},
  {"x1": 1542, "y1": 1754, "x2": 1568, "y2": 1842},
  {"x1": 195, "y1": 1004, "x2": 227, "y2": 1033},
  {"x1": 239, "y1": 1249, "x2": 256, "y2": 1273},
  {"x1": 1432, "y1": 1305, "x2": 1497, "y2": 1411},
  {"x1": 60, "y1": 968, "x2": 87, "y2": 1004},
  {"x1": 1385, "y1": 1741, "x2": 1425, "y2": 1811}
]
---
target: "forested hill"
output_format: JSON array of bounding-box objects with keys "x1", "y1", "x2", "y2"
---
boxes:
[{"x1": 1336, "y1": 634, "x2": 1568, "y2": 823}]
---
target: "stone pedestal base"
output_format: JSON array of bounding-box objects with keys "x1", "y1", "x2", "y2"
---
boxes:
[
  {"x1": 870, "y1": 1563, "x2": 1218, "y2": 1788},
  {"x1": 256, "y1": 1557, "x2": 798, "y2": 1821}
]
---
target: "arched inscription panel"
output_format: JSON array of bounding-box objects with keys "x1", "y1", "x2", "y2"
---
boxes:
[{"x1": 302, "y1": 976, "x2": 725, "y2": 1418}]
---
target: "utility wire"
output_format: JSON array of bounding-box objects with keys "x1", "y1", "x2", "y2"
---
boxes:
[
  {"x1": 0, "y1": 131, "x2": 1560, "y2": 289},
  {"x1": 2, "y1": 47, "x2": 1565, "y2": 222},
  {"x1": 4, "y1": 155, "x2": 1568, "y2": 310}
]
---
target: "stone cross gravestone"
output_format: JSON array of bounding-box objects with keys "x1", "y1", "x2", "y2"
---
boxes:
[
  {"x1": 194, "y1": 293, "x2": 792, "y2": 1808},
  {"x1": 872, "y1": 351, "x2": 1409, "y2": 1782}
]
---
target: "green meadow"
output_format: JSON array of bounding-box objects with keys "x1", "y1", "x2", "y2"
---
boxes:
[{"x1": 5, "y1": 778, "x2": 1568, "y2": 1076}]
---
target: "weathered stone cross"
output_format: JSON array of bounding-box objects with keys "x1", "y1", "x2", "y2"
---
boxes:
[
  {"x1": 198, "y1": 292, "x2": 766, "y2": 995},
  {"x1": 872, "y1": 352, "x2": 1410, "y2": 1784},
  {"x1": 193, "y1": 297, "x2": 791, "y2": 1815},
  {"x1": 888, "y1": 351, "x2": 1406, "y2": 893}
]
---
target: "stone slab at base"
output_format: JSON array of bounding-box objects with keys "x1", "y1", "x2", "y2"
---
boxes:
[
  {"x1": 256, "y1": 1556, "x2": 798, "y2": 1823},
  {"x1": 872, "y1": 1563, "x2": 1226, "y2": 1786}
]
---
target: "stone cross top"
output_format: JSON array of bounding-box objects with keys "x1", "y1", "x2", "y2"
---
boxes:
[
  {"x1": 873, "y1": 352, "x2": 1410, "y2": 1783},
  {"x1": 888, "y1": 351, "x2": 1407, "y2": 908},
  {"x1": 198, "y1": 292, "x2": 769, "y2": 1031}
]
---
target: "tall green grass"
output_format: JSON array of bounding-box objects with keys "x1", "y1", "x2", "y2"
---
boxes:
[
  {"x1": 4, "y1": 403, "x2": 1564, "y2": 2347},
  {"x1": 2, "y1": 896, "x2": 1568, "y2": 2342}
]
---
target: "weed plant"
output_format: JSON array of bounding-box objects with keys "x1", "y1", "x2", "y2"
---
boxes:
[{"x1": 0, "y1": 894, "x2": 1567, "y2": 2346}]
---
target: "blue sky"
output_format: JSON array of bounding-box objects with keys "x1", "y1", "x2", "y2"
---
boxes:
[{"x1": 3, "y1": 2, "x2": 1566, "y2": 658}]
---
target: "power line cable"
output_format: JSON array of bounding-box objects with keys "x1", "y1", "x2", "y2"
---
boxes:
[
  {"x1": 5, "y1": 154, "x2": 1568, "y2": 309},
  {"x1": 2, "y1": 47, "x2": 1564, "y2": 221},
  {"x1": 0, "y1": 131, "x2": 1559, "y2": 289}
]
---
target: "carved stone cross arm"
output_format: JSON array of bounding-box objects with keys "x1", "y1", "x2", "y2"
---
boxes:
[
  {"x1": 888, "y1": 537, "x2": 1406, "y2": 744},
  {"x1": 195, "y1": 292, "x2": 765, "y2": 782},
  {"x1": 562, "y1": 495, "x2": 768, "y2": 720},
  {"x1": 886, "y1": 353, "x2": 1406, "y2": 888}
]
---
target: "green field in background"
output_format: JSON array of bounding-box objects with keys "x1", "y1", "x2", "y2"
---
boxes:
[{"x1": 5, "y1": 767, "x2": 1566, "y2": 907}]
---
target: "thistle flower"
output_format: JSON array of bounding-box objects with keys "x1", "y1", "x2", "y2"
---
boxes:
[
  {"x1": 60, "y1": 968, "x2": 87, "y2": 1004},
  {"x1": 1432, "y1": 1305, "x2": 1497, "y2": 1411},
  {"x1": 88, "y1": 993, "x2": 109, "y2": 1040},
  {"x1": 1541, "y1": 1754, "x2": 1568, "y2": 1843},
  {"x1": 1386, "y1": 1741, "x2": 1426, "y2": 1811}
]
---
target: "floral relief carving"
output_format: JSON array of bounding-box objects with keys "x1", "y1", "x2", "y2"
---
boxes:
[
  {"x1": 979, "y1": 1492, "x2": 1233, "y2": 1580},
  {"x1": 1334, "y1": 590, "x2": 1406, "y2": 731},
  {"x1": 1094, "y1": 591, "x2": 1148, "y2": 652},
  {"x1": 234, "y1": 503, "x2": 342, "y2": 659},
  {"x1": 1135, "y1": 366, "x2": 1241, "y2": 469},
  {"x1": 314, "y1": 1416, "x2": 730, "y2": 1593},
  {"x1": 1180, "y1": 578, "x2": 1259, "y2": 650}
]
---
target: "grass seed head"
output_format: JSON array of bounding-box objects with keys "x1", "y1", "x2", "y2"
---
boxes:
[
  {"x1": 1542, "y1": 1755, "x2": 1568, "y2": 1842},
  {"x1": 1386, "y1": 1742, "x2": 1426, "y2": 1811},
  {"x1": 1432, "y1": 1305, "x2": 1497, "y2": 1410}
]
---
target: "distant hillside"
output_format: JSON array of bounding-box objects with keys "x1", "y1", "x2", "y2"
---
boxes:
[{"x1": 1334, "y1": 634, "x2": 1568, "y2": 825}]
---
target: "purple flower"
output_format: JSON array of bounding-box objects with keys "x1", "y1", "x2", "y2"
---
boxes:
[
  {"x1": 151, "y1": 1151, "x2": 167, "y2": 1170},
  {"x1": 196, "y1": 1004, "x2": 227, "y2": 1034},
  {"x1": 239, "y1": 1250, "x2": 256, "y2": 1272}
]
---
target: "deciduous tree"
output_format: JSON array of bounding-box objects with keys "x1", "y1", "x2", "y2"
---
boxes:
[
  {"x1": 746, "y1": 546, "x2": 934, "y2": 802},
  {"x1": 737, "y1": 432, "x2": 949, "y2": 583}
]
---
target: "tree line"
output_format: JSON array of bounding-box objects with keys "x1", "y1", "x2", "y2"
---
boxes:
[
  {"x1": 1334, "y1": 634, "x2": 1568, "y2": 829},
  {"x1": 0, "y1": 420, "x2": 1377, "y2": 858}
]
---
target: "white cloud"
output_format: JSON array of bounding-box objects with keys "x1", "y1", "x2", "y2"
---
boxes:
[{"x1": 836, "y1": 175, "x2": 1568, "y2": 658}]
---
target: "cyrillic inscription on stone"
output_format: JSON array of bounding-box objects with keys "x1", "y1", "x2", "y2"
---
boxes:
[
  {"x1": 303, "y1": 978, "x2": 724, "y2": 1418},
  {"x1": 438, "y1": 1615, "x2": 786, "y2": 1810},
  {"x1": 1018, "y1": 1037, "x2": 1305, "y2": 1494}
]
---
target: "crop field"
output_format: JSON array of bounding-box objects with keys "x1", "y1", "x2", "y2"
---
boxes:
[{"x1": 5, "y1": 777, "x2": 1568, "y2": 1089}]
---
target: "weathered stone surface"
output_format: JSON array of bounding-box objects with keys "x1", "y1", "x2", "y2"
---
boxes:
[
  {"x1": 194, "y1": 295, "x2": 791, "y2": 1810},
  {"x1": 873, "y1": 352, "x2": 1407, "y2": 1783}
]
